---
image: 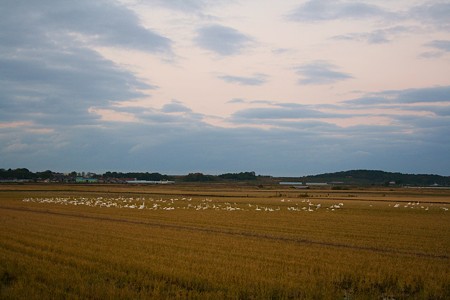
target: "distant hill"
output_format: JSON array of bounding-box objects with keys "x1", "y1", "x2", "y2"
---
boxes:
[{"x1": 300, "y1": 170, "x2": 450, "y2": 186}]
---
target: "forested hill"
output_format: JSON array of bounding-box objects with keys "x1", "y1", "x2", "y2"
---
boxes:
[{"x1": 301, "y1": 170, "x2": 450, "y2": 186}]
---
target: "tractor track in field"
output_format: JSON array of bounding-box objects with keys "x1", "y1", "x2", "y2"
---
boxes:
[{"x1": 1, "y1": 205, "x2": 448, "y2": 260}]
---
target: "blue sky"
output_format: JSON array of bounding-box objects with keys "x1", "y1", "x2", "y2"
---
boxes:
[{"x1": 1, "y1": 0, "x2": 449, "y2": 176}]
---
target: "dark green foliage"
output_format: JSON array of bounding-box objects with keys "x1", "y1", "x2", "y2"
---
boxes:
[
  {"x1": 0, "y1": 168, "x2": 35, "y2": 180},
  {"x1": 218, "y1": 171, "x2": 257, "y2": 180},
  {"x1": 36, "y1": 170, "x2": 54, "y2": 180},
  {"x1": 102, "y1": 171, "x2": 170, "y2": 181},
  {"x1": 182, "y1": 173, "x2": 216, "y2": 182},
  {"x1": 302, "y1": 169, "x2": 450, "y2": 186}
]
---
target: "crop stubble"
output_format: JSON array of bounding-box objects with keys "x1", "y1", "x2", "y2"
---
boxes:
[{"x1": 1, "y1": 184, "x2": 449, "y2": 299}]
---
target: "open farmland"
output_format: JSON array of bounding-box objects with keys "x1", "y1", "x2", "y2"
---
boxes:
[{"x1": 1, "y1": 184, "x2": 449, "y2": 299}]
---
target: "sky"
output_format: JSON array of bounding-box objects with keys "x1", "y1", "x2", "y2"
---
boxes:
[{"x1": 1, "y1": 0, "x2": 450, "y2": 176}]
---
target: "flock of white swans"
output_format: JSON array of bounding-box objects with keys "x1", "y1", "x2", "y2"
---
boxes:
[
  {"x1": 21, "y1": 196, "x2": 448, "y2": 212},
  {"x1": 388, "y1": 201, "x2": 449, "y2": 211},
  {"x1": 21, "y1": 196, "x2": 339, "y2": 212}
]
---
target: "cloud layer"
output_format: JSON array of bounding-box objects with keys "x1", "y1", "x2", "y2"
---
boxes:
[{"x1": 1, "y1": 1, "x2": 449, "y2": 176}]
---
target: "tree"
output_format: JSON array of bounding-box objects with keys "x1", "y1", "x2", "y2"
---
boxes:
[
  {"x1": 36, "y1": 170, "x2": 53, "y2": 180},
  {"x1": 218, "y1": 171, "x2": 257, "y2": 180},
  {"x1": 183, "y1": 173, "x2": 216, "y2": 182}
]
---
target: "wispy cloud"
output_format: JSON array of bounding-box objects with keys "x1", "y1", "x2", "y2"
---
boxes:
[
  {"x1": 148, "y1": 0, "x2": 206, "y2": 14},
  {"x1": 420, "y1": 40, "x2": 450, "y2": 58},
  {"x1": 295, "y1": 61, "x2": 352, "y2": 85},
  {"x1": 217, "y1": 73, "x2": 268, "y2": 86},
  {"x1": 332, "y1": 26, "x2": 412, "y2": 44},
  {"x1": 287, "y1": 0, "x2": 389, "y2": 22},
  {"x1": 195, "y1": 24, "x2": 253, "y2": 56},
  {"x1": 161, "y1": 100, "x2": 193, "y2": 113},
  {"x1": 426, "y1": 40, "x2": 450, "y2": 52},
  {"x1": 231, "y1": 104, "x2": 345, "y2": 124},
  {"x1": 346, "y1": 86, "x2": 450, "y2": 105},
  {"x1": 410, "y1": 1, "x2": 450, "y2": 30}
]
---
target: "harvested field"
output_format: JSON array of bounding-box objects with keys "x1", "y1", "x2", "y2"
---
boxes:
[{"x1": 1, "y1": 184, "x2": 449, "y2": 299}]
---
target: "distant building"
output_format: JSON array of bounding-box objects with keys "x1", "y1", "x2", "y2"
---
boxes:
[
  {"x1": 75, "y1": 177, "x2": 98, "y2": 183},
  {"x1": 125, "y1": 180, "x2": 175, "y2": 184},
  {"x1": 306, "y1": 182, "x2": 328, "y2": 186},
  {"x1": 0, "y1": 179, "x2": 32, "y2": 183},
  {"x1": 279, "y1": 182, "x2": 303, "y2": 185}
]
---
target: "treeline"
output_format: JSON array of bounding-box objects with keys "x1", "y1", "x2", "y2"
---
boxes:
[
  {"x1": 103, "y1": 172, "x2": 170, "y2": 181},
  {"x1": 183, "y1": 172, "x2": 257, "y2": 182},
  {"x1": 0, "y1": 168, "x2": 54, "y2": 180},
  {"x1": 104, "y1": 171, "x2": 258, "y2": 182},
  {"x1": 2, "y1": 168, "x2": 449, "y2": 186},
  {"x1": 0, "y1": 168, "x2": 258, "y2": 182},
  {"x1": 302, "y1": 169, "x2": 450, "y2": 186},
  {"x1": 0, "y1": 169, "x2": 172, "y2": 181}
]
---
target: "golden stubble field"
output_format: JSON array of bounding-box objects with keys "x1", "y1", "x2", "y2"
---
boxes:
[{"x1": 1, "y1": 183, "x2": 449, "y2": 299}]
